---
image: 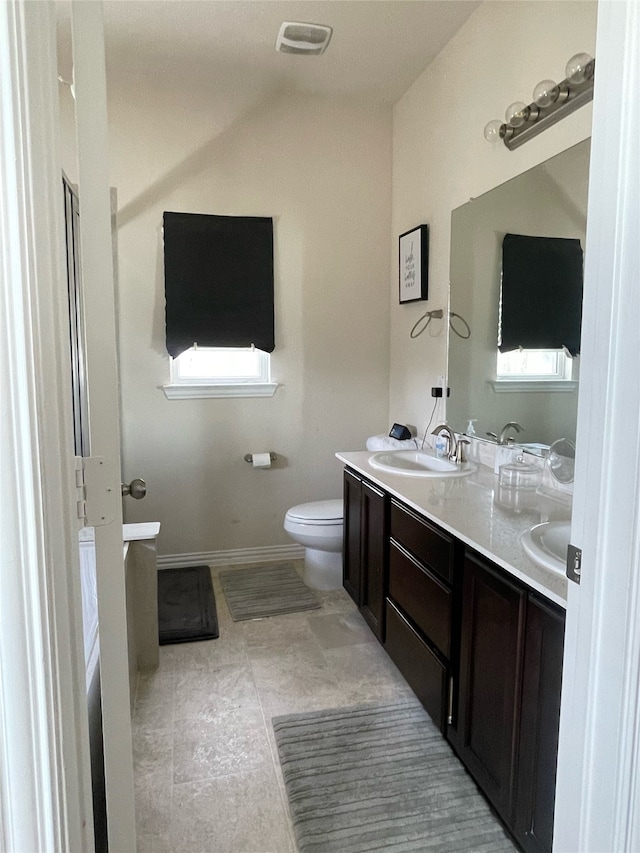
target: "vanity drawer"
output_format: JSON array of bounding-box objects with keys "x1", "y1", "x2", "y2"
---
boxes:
[
  {"x1": 390, "y1": 500, "x2": 454, "y2": 583},
  {"x1": 389, "y1": 541, "x2": 452, "y2": 659},
  {"x1": 385, "y1": 599, "x2": 447, "y2": 733}
]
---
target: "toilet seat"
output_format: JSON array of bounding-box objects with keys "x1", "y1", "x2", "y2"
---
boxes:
[{"x1": 285, "y1": 499, "x2": 343, "y2": 525}]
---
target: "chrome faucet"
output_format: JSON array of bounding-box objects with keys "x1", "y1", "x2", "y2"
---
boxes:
[
  {"x1": 486, "y1": 422, "x2": 524, "y2": 445},
  {"x1": 431, "y1": 423, "x2": 457, "y2": 461},
  {"x1": 499, "y1": 421, "x2": 524, "y2": 445},
  {"x1": 455, "y1": 438, "x2": 471, "y2": 464}
]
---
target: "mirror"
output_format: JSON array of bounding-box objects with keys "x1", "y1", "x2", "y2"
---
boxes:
[{"x1": 448, "y1": 139, "x2": 590, "y2": 449}]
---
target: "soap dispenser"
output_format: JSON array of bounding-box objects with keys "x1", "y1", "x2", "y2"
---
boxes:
[
  {"x1": 435, "y1": 433, "x2": 448, "y2": 459},
  {"x1": 466, "y1": 419, "x2": 477, "y2": 437}
]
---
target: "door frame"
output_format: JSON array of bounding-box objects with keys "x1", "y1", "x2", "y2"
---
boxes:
[
  {"x1": 554, "y1": 1, "x2": 640, "y2": 850},
  {"x1": 0, "y1": 1, "x2": 93, "y2": 849}
]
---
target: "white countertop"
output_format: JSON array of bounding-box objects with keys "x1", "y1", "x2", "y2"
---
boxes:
[{"x1": 336, "y1": 451, "x2": 570, "y2": 608}]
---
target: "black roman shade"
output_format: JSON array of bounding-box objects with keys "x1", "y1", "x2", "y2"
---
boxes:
[
  {"x1": 163, "y1": 212, "x2": 274, "y2": 358},
  {"x1": 499, "y1": 233, "x2": 583, "y2": 357}
]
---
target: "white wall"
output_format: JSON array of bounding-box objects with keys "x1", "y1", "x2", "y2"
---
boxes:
[
  {"x1": 390, "y1": 0, "x2": 597, "y2": 432},
  {"x1": 107, "y1": 89, "x2": 391, "y2": 558}
]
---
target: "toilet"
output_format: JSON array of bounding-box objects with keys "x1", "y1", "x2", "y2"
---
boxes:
[{"x1": 284, "y1": 499, "x2": 344, "y2": 590}]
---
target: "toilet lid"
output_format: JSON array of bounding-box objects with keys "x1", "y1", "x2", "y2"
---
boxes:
[{"x1": 286, "y1": 499, "x2": 343, "y2": 524}]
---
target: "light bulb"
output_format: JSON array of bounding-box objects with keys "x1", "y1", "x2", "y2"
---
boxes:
[
  {"x1": 505, "y1": 101, "x2": 528, "y2": 128},
  {"x1": 532, "y1": 79, "x2": 559, "y2": 108},
  {"x1": 565, "y1": 52, "x2": 593, "y2": 84},
  {"x1": 483, "y1": 120, "x2": 504, "y2": 143}
]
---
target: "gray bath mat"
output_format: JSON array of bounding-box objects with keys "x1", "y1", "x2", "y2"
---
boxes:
[
  {"x1": 157, "y1": 565, "x2": 219, "y2": 645},
  {"x1": 219, "y1": 563, "x2": 320, "y2": 621},
  {"x1": 272, "y1": 699, "x2": 516, "y2": 853}
]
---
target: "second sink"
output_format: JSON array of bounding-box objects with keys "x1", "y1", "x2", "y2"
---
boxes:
[
  {"x1": 520, "y1": 520, "x2": 571, "y2": 574},
  {"x1": 369, "y1": 449, "x2": 477, "y2": 478}
]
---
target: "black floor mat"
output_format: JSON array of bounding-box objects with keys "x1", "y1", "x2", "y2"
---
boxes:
[{"x1": 157, "y1": 565, "x2": 219, "y2": 644}]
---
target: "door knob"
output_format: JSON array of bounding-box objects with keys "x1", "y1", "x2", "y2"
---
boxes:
[{"x1": 121, "y1": 478, "x2": 146, "y2": 499}]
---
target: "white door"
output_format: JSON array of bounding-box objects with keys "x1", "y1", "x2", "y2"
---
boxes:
[
  {"x1": 554, "y1": 2, "x2": 640, "y2": 850},
  {"x1": 70, "y1": 2, "x2": 137, "y2": 849}
]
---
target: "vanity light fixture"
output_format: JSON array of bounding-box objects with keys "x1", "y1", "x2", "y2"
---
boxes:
[{"x1": 484, "y1": 53, "x2": 595, "y2": 150}]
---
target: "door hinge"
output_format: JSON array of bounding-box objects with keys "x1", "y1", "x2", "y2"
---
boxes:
[
  {"x1": 567, "y1": 543, "x2": 582, "y2": 585},
  {"x1": 74, "y1": 456, "x2": 118, "y2": 527}
]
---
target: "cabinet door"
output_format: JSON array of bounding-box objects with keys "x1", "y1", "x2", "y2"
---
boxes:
[
  {"x1": 359, "y1": 480, "x2": 387, "y2": 640},
  {"x1": 342, "y1": 469, "x2": 362, "y2": 605},
  {"x1": 514, "y1": 595, "x2": 565, "y2": 853},
  {"x1": 450, "y1": 553, "x2": 526, "y2": 824}
]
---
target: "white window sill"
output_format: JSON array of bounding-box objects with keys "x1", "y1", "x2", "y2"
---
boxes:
[
  {"x1": 489, "y1": 379, "x2": 578, "y2": 393},
  {"x1": 162, "y1": 382, "x2": 279, "y2": 400}
]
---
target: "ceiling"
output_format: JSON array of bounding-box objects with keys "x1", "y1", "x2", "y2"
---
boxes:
[{"x1": 59, "y1": 1, "x2": 479, "y2": 106}]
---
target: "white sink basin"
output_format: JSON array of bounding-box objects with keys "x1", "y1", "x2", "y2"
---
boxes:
[
  {"x1": 520, "y1": 521, "x2": 570, "y2": 574},
  {"x1": 369, "y1": 449, "x2": 477, "y2": 478}
]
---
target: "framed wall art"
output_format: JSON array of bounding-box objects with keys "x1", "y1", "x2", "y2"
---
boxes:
[{"x1": 399, "y1": 224, "x2": 429, "y2": 304}]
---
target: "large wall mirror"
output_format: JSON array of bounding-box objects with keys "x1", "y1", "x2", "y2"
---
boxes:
[{"x1": 447, "y1": 138, "x2": 590, "y2": 448}]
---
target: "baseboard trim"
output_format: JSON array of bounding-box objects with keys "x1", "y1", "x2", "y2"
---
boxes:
[{"x1": 156, "y1": 543, "x2": 305, "y2": 570}]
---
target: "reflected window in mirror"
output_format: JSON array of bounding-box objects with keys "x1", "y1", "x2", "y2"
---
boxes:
[{"x1": 496, "y1": 348, "x2": 574, "y2": 382}]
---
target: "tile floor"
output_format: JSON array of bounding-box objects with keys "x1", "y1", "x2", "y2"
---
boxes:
[{"x1": 133, "y1": 561, "x2": 414, "y2": 852}]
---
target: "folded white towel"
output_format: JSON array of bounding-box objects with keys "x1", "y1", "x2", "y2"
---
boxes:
[{"x1": 366, "y1": 434, "x2": 419, "y2": 451}]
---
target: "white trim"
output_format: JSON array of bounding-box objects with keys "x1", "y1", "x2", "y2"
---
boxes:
[
  {"x1": 489, "y1": 379, "x2": 578, "y2": 393},
  {"x1": 554, "y1": 3, "x2": 640, "y2": 851},
  {"x1": 157, "y1": 543, "x2": 305, "y2": 569},
  {"x1": 163, "y1": 381, "x2": 279, "y2": 399},
  {"x1": 0, "y1": 1, "x2": 93, "y2": 849}
]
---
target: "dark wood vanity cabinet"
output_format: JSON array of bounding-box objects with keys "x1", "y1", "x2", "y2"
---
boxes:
[
  {"x1": 449, "y1": 550, "x2": 565, "y2": 852},
  {"x1": 341, "y1": 467, "x2": 565, "y2": 853},
  {"x1": 342, "y1": 469, "x2": 387, "y2": 640}
]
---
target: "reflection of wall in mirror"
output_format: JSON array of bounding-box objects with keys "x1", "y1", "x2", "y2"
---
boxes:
[{"x1": 448, "y1": 140, "x2": 589, "y2": 446}]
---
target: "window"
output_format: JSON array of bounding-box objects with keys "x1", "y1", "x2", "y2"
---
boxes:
[
  {"x1": 492, "y1": 348, "x2": 578, "y2": 393},
  {"x1": 163, "y1": 212, "x2": 275, "y2": 358},
  {"x1": 163, "y1": 347, "x2": 277, "y2": 399}
]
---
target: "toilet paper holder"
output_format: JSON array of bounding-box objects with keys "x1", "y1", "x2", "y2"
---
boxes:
[{"x1": 244, "y1": 452, "x2": 278, "y2": 464}]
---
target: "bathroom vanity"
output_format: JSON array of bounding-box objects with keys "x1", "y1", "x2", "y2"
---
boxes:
[{"x1": 336, "y1": 450, "x2": 568, "y2": 853}]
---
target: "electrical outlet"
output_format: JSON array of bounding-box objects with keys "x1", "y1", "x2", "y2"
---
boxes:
[{"x1": 431, "y1": 375, "x2": 450, "y2": 398}]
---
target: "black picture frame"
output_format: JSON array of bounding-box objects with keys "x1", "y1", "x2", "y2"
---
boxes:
[{"x1": 399, "y1": 224, "x2": 429, "y2": 304}]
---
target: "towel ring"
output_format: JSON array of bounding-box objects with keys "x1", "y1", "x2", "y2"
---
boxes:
[
  {"x1": 410, "y1": 308, "x2": 471, "y2": 340},
  {"x1": 449, "y1": 312, "x2": 471, "y2": 339}
]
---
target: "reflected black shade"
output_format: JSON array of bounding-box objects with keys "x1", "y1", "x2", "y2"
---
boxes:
[
  {"x1": 163, "y1": 211, "x2": 274, "y2": 357},
  {"x1": 500, "y1": 233, "x2": 583, "y2": 357}
]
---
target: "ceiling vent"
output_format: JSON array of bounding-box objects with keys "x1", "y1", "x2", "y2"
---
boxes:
[{"x1": 276, "y1": 22, "x2": 333, "y2": 56}]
